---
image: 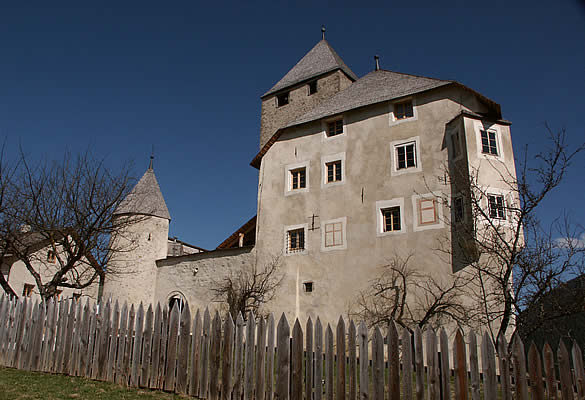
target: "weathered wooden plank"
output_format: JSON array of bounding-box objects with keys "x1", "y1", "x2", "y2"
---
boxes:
[
  {"x1": 558, "y1": 340, "x2": 574, "y2": 400},
  {"x1": 222, "y1": 313, "x2": 235, "y2": 400},
  {"x1": 244, "y1": 312, "x2": 256, "y2": 400},
  {"x1": 14, "y1": 298, "x2": 29, "y2": 369},
  {"x1": 315, "y1": 318, "x2": 324, "y2": 400},
  {"x1": 572, "y1": 341, "x2": 585, "y2": 400},
  {"x1": 90, "y1": 301, "x2": 103, "y2": 379},
  {"x1": 22, "y1": 300, "x2": 36, "y2": 371},
  {"x1": 426, "y1": 328, "x2": 439, "y2": 400},
  {"x1": 200, "y1": 308, "x2": 211, "y2": 399},
  {"x1": 150, "y1": 303, "x2": 162, "y2": 390},
  {"x1": 0, "y1": 297, "x2": 12, "y2": 366},
  {"x1": 467, "y1": 332, "x2": 479, "y2": 400},
  {"x1": 176, "y1": 304, "x2": 191, "y2": 394},
  {"x1": 189, "y1": 309, "x2": 202, "y2": 396},
  {"x1": 401, "y1": 327, "x2": 413, "y2": 400},
  {"x1": 71, "y1": 299, "x2": 83, "y2": 376},
  {"x1": 512, "y1": 334, "x2": 528, "y2": 400},
  {"x1": 480, "y1": 332, "x2": 497, "y2": 400},
  {"x1": 266, "y1": 314, "x2": 276, "y2": 400},
  {"x1": 209, "y1": 311, "x2": 222, "y2": 400},
  {"x1": 414, "y1": 326, "x2": 424, "y2": 400},
  {"x1": 348, "y1": 320, "x2": 357, "y2": 400},
  {"x1": 98, "y1": 299, "x2": 113, "y2": 379},
  {"x1": 63, "y1": 299, "x2": 77, "y2": 374},
  {"x1": 122, "y1": 304, "x2": 136, "y2": 387},
  {"x1": 336, "y1": 317, "x2": 346, "y2": 400},
  {"x1": 256, "y1": 316, "x2": 267, "y2": 400},
  {"x1": 292, "y1": 319, "x2": 304, "y2": 400},
  {"x1": 106, "y1": 300, "x2": 120, "y2": 382},
  {"x1": 453, "y1": 330, "x2": 467, "y2": 400},
  {"x1": 233, "y1": 312, "x2": 245, "y2": 400},
  {"x1": 439, "y1": 328, "x2": 450, "y2": 400},
  {"x1": 86, "y1": 303, "x2": 98, "y2": 377},
  {"x1": 164, "y1": 304, "x2": 180, "y2": 392},
  {"x1": 140, "y1": 304, "x2": 154, "y2": 388},
  {"x1": 156, "y1": 305, "x2": 169, "y2": 390},
  {"x1": 131, "y1": 303, "x2": 144, "y2": 387},
  {"x1": 527, "y1": 342, "x2": 545, "y2": 400},
  {"x1": 372, "y1": 327, "x2": 384, "y2": 400},
  {"x1": 497, "y1": 335, "x2": 512, "y2": 400},
  {"x1": 31, "y1": 301, "x2": 46, "y2": 371},
  {"x1": 42, "y1": 299, "x2": 57, "y2": 372},
  {"x1": 543, "y1": 342, "x2": 557, "y2": 400},
  {"x1": 306, "y1": 318, "x2": 314, "y2": 400},
  {"x1": 325, "y1": 324, "x2": 335, "y2": 400},
  {"x1": 115, "y1": 302, "x2": 129, "y2": 385},
  {"x1": 388, "y1": 321, "x2": 400, "y2": 400},
  {"x1": 276, "y1": 313, "x2": 290, "y2": 400},
  {"x1": 7, "y1": 300, "x2": 21, "y2": 368}
]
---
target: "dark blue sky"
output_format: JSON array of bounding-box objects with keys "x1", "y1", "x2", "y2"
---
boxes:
[{"x1": 1, "y1": 1, "x2": 584, "y2": 249}]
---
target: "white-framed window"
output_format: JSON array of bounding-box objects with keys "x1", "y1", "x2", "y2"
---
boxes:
[
  {"x1": 474, "y1": 120, "x2": 505, "y2": 161},
  {"x1": 376, "y1": 198, "x2": 406, "y2": 236},
  {"x1": 284, "y1": 161, "x2": 310, "y2": 196},
  {"x1": 488, "y1": 194, "x2": 506, "y2": 220},
  {"x1": 389, "y1": 98, "x2": 418, "y2": 126},
  {"x1": 322, "y1": 116, "x2": 346, "y2": 140},
  {"x1": 321, "y1": 152, "x2": 346, "y2": 187},
  {"x1": 412, "y1": 192, "x2": 444, "y2": 232},
  {"x1": 390, "y1": 137, "x2": 422, "y2": 176},
  {"x1": 320, "y1": 217, "x2": 347, "y2": 252},
  {"x1": 284, "y1": 223, "x2": 308, "y2": 255}
]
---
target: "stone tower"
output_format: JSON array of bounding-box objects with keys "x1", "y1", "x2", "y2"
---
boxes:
[
  {"x1": 259, "y1": 37, "x2": 357, "y2": 149},
  {"x1": 102, "y1": 160, "x2": 170, "y2": 306}
]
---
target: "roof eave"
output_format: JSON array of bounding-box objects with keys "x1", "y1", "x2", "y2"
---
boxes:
[{"x1": 261, "y1": 67, "x2": 357, "y2": 99}]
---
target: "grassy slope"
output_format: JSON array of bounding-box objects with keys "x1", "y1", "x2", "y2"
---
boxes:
[{"x1": 0, "y1": 367, "x2": 186, "y2": 400}]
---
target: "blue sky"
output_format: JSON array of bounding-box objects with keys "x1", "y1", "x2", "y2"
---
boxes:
[{"x1": 1, "y1": 1, "x2": 584, "y2": 249}]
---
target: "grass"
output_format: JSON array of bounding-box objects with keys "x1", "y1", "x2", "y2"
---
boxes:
[{"x1": 0, "y1": 367, "x2": 186, "y2": 400}]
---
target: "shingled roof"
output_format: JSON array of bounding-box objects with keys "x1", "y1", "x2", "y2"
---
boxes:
[
  {"x1": 262, "y1": 39, "x2": 358, "y2": 98},
  {"x1": 115, "y1": 167, "x2": 171, "y2": 220}
]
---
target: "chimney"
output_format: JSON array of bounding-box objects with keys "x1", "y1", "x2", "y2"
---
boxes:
[{"x1": 374, "y1": 55, "x2": 380, "y2": 71}]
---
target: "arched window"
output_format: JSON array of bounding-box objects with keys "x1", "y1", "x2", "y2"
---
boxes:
[{"x1": 168, "y1": 292, "x2": 186, "y2": 312}]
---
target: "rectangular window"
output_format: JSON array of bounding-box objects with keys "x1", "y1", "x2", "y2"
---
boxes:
[
  {"x1": 72, "y1": 293, "x2": 82, "y2": 301},
  {"x1": 396, "y1": 142, "x2": 417, "y2": 170},
  {"x1": 454, "y1": 197, "x2": 464, "y2": 222},
  {"x1": 488, "y1": 194, "x2": 506, "y2": 219},
  {"x1": 303, "y1": 282, "x2": 313, "y2": 292},
  {"x1": 394, "y1": 100, "x2": 414, "y2": 120},
  {"x1": 47, "y1": 250, "x2": 56, "y2": 263},
  {"x1": 326, "y1": 160, "x2": 342, "y2": 183},
  {"x1": 326, "y1": 119, "x2": 343, "y2": 137},
  {"x1": 54, "y1": 290, "x2": 63, "y2": 300},
  {"x1": 23, "y1": 283, "x2": 34, "y2": 297},
  {"x1": 418, "y1": 198, "x2": 438, "y2": 225},
  {"x1": 324, "y1": 222, "x2": 343, "y2": 247},
  {"x1": 290, "y1": 168, "x2": 306, "y2": 190},
  {"x1": 451, "y1": 131, "x2": 461, "y2": 158},
  {"x1": 382, "y1": 207, "x2": 401, "y2": 232},
  {"x1": 287, "y1": 228, "x2": 305, "y2": 253},
  {"x1": 481, "y1": 130, "x2": 498, "y2": 155},
  {"x1": 277, "y1": 92, "x2": 289, "y2": 107},
  {"x1": 309, "y1": 80, "x2": 318, "y2": 95}
]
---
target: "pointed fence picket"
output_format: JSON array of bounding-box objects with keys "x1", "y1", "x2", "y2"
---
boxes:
[{"x1": 1, "y1": 294, "x2": 585, "y2": 400}]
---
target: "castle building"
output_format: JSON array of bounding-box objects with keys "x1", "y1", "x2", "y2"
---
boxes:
[{"x1": 103, "y1": 35, "x2": 517, "y2": 325}]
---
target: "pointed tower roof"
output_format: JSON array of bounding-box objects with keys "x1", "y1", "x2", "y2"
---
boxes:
[
  {"x1": 115, "y1": 164, "x2": 171, "y2": 220},
  {"x1": 262, "y1": 39, "x2": 358, "y2": 98}
]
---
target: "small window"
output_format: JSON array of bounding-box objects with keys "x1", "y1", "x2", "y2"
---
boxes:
[
  {"x1": 324, "y1": 222, "x2": 343, "y2": 247},
  {"x1": 326, "y1": 119, "x2": 343, "y2": 137},
  {"x1": 47, "y1": 250, "x2": 56, "y2": 263},
  {"x1": 418, "y1": 198, "x2": 438, "y2": 226},
  {"x1": 451, "y1": 131, "x2": 461, "y2": 158},
  {"x1": 287, "y1": 228, "x2": 305, "y2": 253},
  {"x1": 309, "y1": 80, "x2": 318, "y2": 95},
  {"x1": 277, "y1": 92, "x2": 289, "y2": 107},
  {"x1": 395, "y1": 142, "x2": 417, "y2": 170},
  {"x1": 23, "y1": 283, "x2": 34, "y2": 297},
  {"x1": 394, "y1": 100, "x2": 414, "y2": 120},
  {"x1": 54, "y1": 290, "x2": 63, "y2": 300},
  {"x1": 454, "y1": 197, "x2": 464, "y2": 222},
  {"x1": 169, "y1": 296, "x2": 185, "y2": 311},
  {"x1": 72, "y1": 293, "x2": 82, "y2": 301},
  {"x1": 290, "y1": 168, "x2": 306, "y2": 190},
  {"x1": 303, "y1": 282, "x2": 313, "y2": 293},
  {"x1": 488, "y1": 194, "x2": 506, "y2": 220},
  {"x1": 481, "y1": 130, "x2": 498, "y2": 155},
  {"x1": 382, "y1": 207, "x2": 401, "y2": 232},
  {"x1": 326, "y1": 161, "x2": 342, "y2": 183}
]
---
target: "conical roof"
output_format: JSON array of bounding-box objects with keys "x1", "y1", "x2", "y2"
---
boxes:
[
  {"x1": 115, "y1": 167, "x2": 171, "y2": 220},
  {"x1": 262, "y1": 39, "x2": 358, "y2": 98}
]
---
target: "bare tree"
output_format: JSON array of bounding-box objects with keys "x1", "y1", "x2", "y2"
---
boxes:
[
  {"x1": 0, "y1": 150, "x2": 140, "y2": 300},
  {"x1": 444, "y1": 126, "x2": 585, "y2": 343},
  {"x1": 352, "y1": 253, "x2": 471, "y2": 332},
  {"x1": 210, "y1": 255, "x2": 283, "y2": 318}
]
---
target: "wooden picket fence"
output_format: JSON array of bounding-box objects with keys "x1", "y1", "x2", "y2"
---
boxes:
[{"x1": 0, "y1": 294, "x2": 584, "y2": 400}]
